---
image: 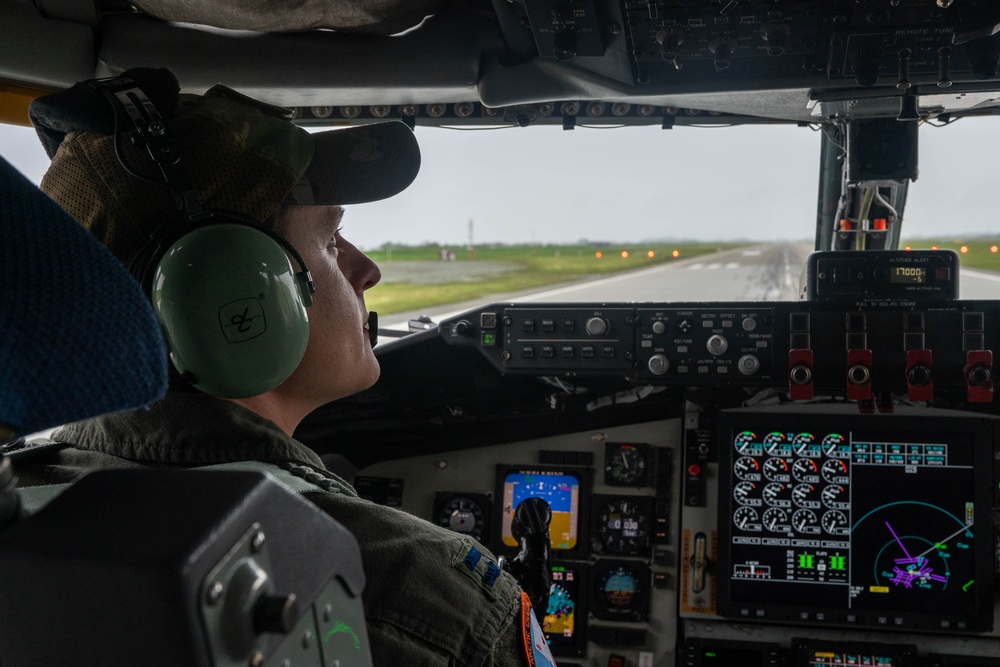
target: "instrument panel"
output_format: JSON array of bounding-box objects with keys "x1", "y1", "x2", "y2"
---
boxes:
[
  {"x1": 349, "y1": 420, "x2": 681, "y2": 665},
  {"x1": 316, "y1": 298, "x2": 1000, "y2": 665},
  {"x1": 340, "y1": 406, "x2": 1000, "y2": 666},
  {"x1": 717, "y1": 411, "x2": 993, "y2": 632},
  {"x1": 441, "y1": 300, "x2": 999, "y2": 404}
]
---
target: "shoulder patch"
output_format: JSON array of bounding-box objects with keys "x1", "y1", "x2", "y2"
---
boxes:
[
  {"x1": 452, "y1": 540, "x2": 503, "y2": 599},
  {"x1": 520, "y1": 591, "x2": 557, "y2": 667}
]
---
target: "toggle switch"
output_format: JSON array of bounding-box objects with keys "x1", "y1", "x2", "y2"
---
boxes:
[
  {"x1": 966, "y1": 350, "x2": 994, "y2": 403},
  {"x1": 906, "y1": 350, "x2": 933, "y2": 402},
  {"x1": 789, "y1": 349, "x2": 813, "y2": 400},
  {"x1": 846, "y1": 348, "x2": 873, "y2": 401}
]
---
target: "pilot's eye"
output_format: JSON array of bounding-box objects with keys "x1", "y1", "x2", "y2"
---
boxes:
[{"x1": 329, "y1": 225, "x2": 343, "y2": 249}]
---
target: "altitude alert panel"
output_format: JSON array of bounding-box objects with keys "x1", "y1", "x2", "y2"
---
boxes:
[{"x1": 716, "y1": 409, "x2": 996, "y2": 632}]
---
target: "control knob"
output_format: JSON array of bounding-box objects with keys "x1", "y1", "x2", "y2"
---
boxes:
[
  {"x1": 907, "y1": 365, "x2": 932, "y2": 386},
  {"x1": 968, "y1": 365, "x2": 992, "y2": 387},
  {"x1": 656, "y1": 28, "x2": 685, "y2": 70},
  {"x1": 586, "y1": 317, "x2": 610, "y2": 336},
  {"x1": 652, "y1": 321, "x2": 666, "y2": 335},
  {"x1": 706, "y1": 334, "x2": 729, "y2": 356},
  {"x1": 790, "y1": 365, "x2": 812, "y2": 385},
  {"x1": 552, "y1": 29, "x2": 577, "y2": 61},
  {"x1": 760, "y1": 23, "x2": 790, "y2": 56},
  {"x1": 737, "y1": 354, "x2": 760, "y2": 376},
  {"x1": 848, "y1": 364, "x2": 871, "y2": 385},
  {"x1": 709, "y1": 37, "x2": 738, "y2": 71},
  {"x1": 648, "y1": 354, "x2": 670, "y2": 376}
]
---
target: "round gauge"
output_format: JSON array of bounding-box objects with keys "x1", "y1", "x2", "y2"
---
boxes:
[
  {"x1": 434, "y1": 493, "x2": 489, "y2": 541},
  {"x1": 762, "y1": 482, "x2": 790, "y2": 507},
  {"x1": 821, "y1": 509, "x2": 849, "y2": 535},
  {"x1": 733, "y1": 481, "x2": 757, "y2": 505},
  {"x1": 604, "y1": 442, "x2": 650, "y2": 486},
  {"x1": 792, "y1": 458, "x2": 820, "y2": 483},
  {"x1": 762, "y1": 507, "x2": 789, "y2": 532},
  {"x1": 732, "y1": 506, "x2": 759, "y2": 530},
  {"x1": 821, "y1": 484, "x2": 849, "y2": 510},
  {"x1": 791, "y1": 508, "x2": 819, "y2": 533},
  {"x1": 734, "y1": 456, "x2": 761, "y2": 481},
  {"x1": 592, "y1": 496, "x2": 652, "y2": 555},
  {"x1": 821, "y1": 458, "x2": 849, "y2": 484},
  {"x1": 762, "y1": 457, "x2": 790, "y2": 482},
  {"x1": 763, "y1": 432, "x2": 791, "y2": 456},
  {"x1": 734, "y1": 431, "x2": 757, "y2": 455},
  {"x1": 822, "y1": 433, "x2": 847, "y2": 457},
  {"x1": 592, "y1": 561, "x2": 650, "y2": 621},
  {"x1": 791, "y1": 483, "x2": 821, "y2": 508},
  {"x1": 792, "y1": 433, "x2": 818, "y2": 456}
]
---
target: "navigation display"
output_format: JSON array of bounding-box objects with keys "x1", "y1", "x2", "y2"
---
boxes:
[
  {"x1": 716, "y1": 411, "x2": 994, "y2": 631},
  {"x1": 543, "y1": 563, "x2": 586, "y2": 656},
  {"x1": 497, "y1": 466, "x2": 584, "y2": 551}
]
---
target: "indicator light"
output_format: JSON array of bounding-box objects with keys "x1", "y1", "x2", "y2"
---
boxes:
[
  {"x1": 672, "y1": 249, "x2": 680, "y2": 258},
  {"x1": 991, "y1": 246, "x2": 998, "y2": 253},
  {"x1": 904, "y1": 246, "x2": 911, "y2": 250},
  {"x1": 647, "y1": 250, "x2": 655, "y2": 258},
  {"x1": 873, "y1": 218, "x2": 887, "y2": 230},
  {"x1": 961, "y1": 246, "x2": 969, "y2": 254},
  {"x1": 621, "y1": 251, "x2": 629, "y2": 259},
  {"x1": 839, "y1": 219, "x2": 852, "y2": 231},
  {"x1": 595, "y1": 251, "x2": 603, "y2": 258},
  {"x1": 931, "y1": 246, "x2": 938, "y2": 250}
]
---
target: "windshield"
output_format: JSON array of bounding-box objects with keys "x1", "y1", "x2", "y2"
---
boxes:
[{"x1": 3, "y1": 117, "x2": 998, "y2": 333}]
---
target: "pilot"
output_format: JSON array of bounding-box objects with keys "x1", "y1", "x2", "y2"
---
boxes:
[{"x1": 20, "y1": 68, "x2": 556, "y2": 667}]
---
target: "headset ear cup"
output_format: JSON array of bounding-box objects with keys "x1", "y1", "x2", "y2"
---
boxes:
[{"x1": 151, "y1": 224, "x2": 310, "y2": 398}]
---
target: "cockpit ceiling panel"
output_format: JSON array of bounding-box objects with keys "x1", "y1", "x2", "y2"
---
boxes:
[{"x1": 5, "y1": 3, "x2": 1000, "y2": 123}]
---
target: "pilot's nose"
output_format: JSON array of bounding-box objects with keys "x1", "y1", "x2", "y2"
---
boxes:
[{"x1": 339, "y1": 237, "x2": 381, "y2": 292}]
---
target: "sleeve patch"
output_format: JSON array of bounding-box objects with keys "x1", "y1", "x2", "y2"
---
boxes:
[
  {"x1": 452, "y1": 540, "x2": 502, "y2": 599},
  {"x1": 520, "y1": 591, "x2": 557, "y2": 667}
]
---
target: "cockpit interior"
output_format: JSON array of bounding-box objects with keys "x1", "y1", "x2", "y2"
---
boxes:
[{"x1": 3, "y1": 1, "x2": 1000, "y2": 665}]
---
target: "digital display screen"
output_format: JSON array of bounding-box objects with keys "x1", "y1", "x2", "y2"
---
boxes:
[
  {"x1": 683, "y1": 640, "x2": 781, "y2": 667},
  {"x1": 890, "y1": 266, "x2": 926, "y2": 284},
  {"x1": 793, "y1": 640, "x2": 915, "y2": 667},
  {"x1": 544, "y1": 564, "x2": 582, "y2": 654},
  {"x1": 717, "y1": 413, "x2": 994, "y2": 631},
  {"x1": 500, "y1": 468, "x2": 581, "y2": 550}
]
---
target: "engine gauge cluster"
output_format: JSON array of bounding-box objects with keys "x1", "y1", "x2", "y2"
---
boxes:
[
  {"x1": 717, "y1": 412, "x2": 994, "y2": 634},
  {"x1": 728, "y1": 430, "x2": 851, "y2": 536}
]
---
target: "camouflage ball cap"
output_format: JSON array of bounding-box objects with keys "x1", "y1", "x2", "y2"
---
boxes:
[{"x1": 30, "y1": 67, "x2": 420, "y2": 266}]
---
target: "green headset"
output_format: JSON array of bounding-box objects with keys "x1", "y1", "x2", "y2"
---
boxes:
[{"x1": 95, "y1": 77, "x2": 315, "y2": 399}]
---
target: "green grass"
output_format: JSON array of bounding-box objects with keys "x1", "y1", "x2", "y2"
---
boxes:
[
  {"x1": 898, "y1": 237, "x2": 1000, "y2": 272},
  {"x1": 366, "y1": 242, "x2": 749, "y2": 314}
]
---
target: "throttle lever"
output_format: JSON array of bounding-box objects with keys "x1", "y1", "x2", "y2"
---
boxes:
[{"x1": 502, "y1": 497, "x2": 552, "y2": 624}]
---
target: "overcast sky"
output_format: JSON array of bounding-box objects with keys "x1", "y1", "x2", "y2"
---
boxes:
[{"x1": 2, "y1": 117, "x2": 996, "y2": 249}]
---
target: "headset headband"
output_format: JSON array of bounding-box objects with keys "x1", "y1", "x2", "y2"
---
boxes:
[{"x1": 88, "y1": 77, "x2": 316, "y2": 301}]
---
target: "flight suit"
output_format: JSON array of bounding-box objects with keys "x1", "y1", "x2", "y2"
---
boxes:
[{"x1": 14, "y1": 390, "x2": 536, "y2": 667}]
